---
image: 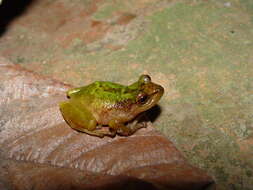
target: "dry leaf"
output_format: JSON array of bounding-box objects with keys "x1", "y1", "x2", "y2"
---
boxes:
[{"x1": 0, "y1": 57, "x2": 214, "y2": 190}]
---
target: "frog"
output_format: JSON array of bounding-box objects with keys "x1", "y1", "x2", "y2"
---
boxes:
[{"x1": 59, "y1": 75, "x2": 164, "y2": 138}]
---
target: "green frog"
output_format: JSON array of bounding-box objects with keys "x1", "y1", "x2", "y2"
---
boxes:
[{"x1": 59, "y1": 75, "x2": 164, "y2": 137}]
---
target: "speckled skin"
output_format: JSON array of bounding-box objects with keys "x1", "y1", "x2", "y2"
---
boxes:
[{"x1": 60, "y1": 75, "x2": 164, "y2": 137}]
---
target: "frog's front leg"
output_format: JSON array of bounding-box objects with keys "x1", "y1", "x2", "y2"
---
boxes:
[
  {"x1": 111, "y1": 114, "x2": 147, "y2": 136},
  {"x1": 108, "y1": 120, "x2": 127, "y2": 136},
  {"x1": 60, "y1": 101, "x2": 109, "y2": 138},
  {"x1": 109, "y1": 119, "x2": 139, "y2": 136}
]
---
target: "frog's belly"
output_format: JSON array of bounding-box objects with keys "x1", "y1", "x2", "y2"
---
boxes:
[{"x1": 93, "y1": 109, "x2": 134, "y2": 125}]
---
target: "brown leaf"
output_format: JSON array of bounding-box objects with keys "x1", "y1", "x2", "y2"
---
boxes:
[{"x1": 0, "y1": 57, "x2": 215, "y2": 190}]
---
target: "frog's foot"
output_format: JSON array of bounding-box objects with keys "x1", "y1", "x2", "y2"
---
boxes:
[
  {"x1": 75, "y1": 128, "x2": 105, "y2": 138},
  {"x1": 89, "y1": 127, "x2": 117, "y2": 138},
  {"x1": 74, "y1": 127, "x2": 116, "y2": 138},
  {"x1": 61, "y1": 118, "x2": 115, "y2": 138},
  {"x1": 96, "y1": 124, "x2": 103, "y2": 130}
]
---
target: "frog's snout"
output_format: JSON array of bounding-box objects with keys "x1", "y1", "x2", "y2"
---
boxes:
[
  {"x1": 157, "y1": 85, "x2": 164, "y2": 92},
  {"x1": 153, "y1": 85, "x2": 164, "y2": 96}
]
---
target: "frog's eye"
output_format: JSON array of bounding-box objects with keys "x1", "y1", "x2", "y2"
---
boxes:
[
  {"x1": 137, "y1": 93, "x2": 148, "y2": 104},
  {"x1": 140, "y1": 75, "x2": 151, "y2": 84}
]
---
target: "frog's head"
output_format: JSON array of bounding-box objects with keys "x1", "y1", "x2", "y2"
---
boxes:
[{"x1": 130, "y1": 75, "x2": 164, "y2": 116}]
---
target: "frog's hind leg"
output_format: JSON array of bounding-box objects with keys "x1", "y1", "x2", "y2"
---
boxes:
[
  {"x1": 60, "y1": 102, "x2": 116, "y2": 138},
  {"x1": 60, "y1": 101, "x2": 102, "y2": 137}
]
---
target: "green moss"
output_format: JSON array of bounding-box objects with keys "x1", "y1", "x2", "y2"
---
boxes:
[
  {"x1": 16, "y1": 56, "x2": 25, "y2": 64},
  {"x1": 246, "y1": 170, "x2": 252, "y2": 177},
  {"x1": 93, "y1": 0, "x2": 124, "y2": 20},
  {"x1": 240, "y1": 0, "x2": 253, "y2": 18},
  {"x1": 93, "y1": 4, "x2": 117, "y2": 19}
]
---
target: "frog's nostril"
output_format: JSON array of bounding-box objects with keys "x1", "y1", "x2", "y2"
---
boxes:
[{"x1": 156, "y1": 86, "x2": 164, "y2": 92}]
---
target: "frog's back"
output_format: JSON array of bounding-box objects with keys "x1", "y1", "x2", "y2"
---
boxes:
[{"x1": 68, "y1": 81, "x2": 137, "y2": 103}]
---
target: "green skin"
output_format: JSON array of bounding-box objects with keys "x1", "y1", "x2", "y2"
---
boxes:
[{"x1": 60, "y1": 75, "x2": 164, "y2": 137}]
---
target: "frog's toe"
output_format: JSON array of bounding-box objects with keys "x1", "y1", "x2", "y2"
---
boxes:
[
  {"x1": 95, "y1": 128, "x2": 116, "y2": 138},
  {"x1": 78, "y1": 128, "x2": 105, "y2": 138}
]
